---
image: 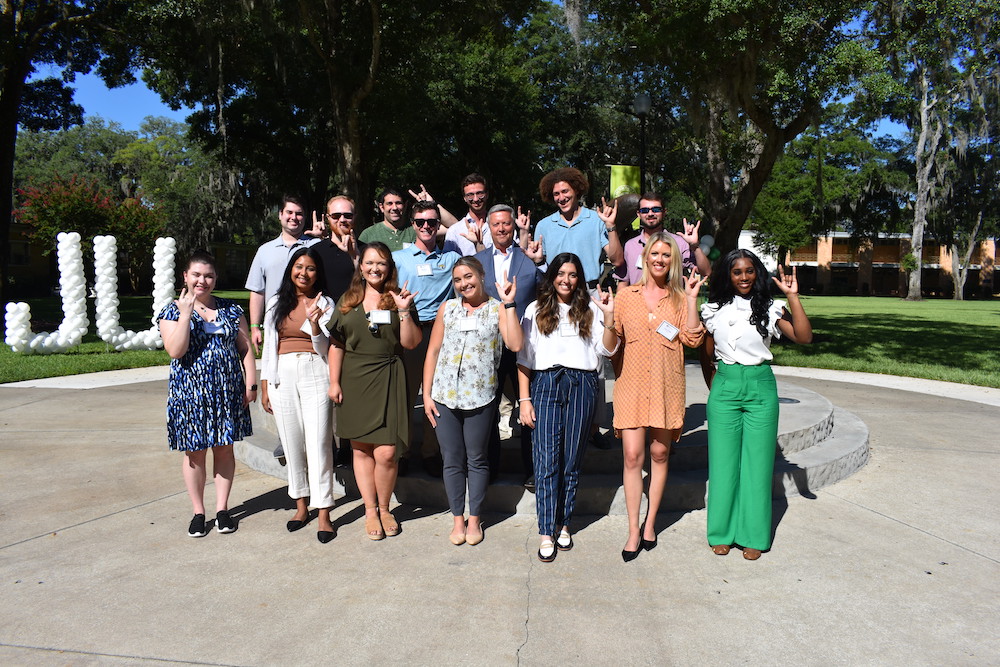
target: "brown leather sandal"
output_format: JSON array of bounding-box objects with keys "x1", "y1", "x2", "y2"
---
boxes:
[
  {"x1": 742, "y1": 547, "x2": 762, "y2": 560},
  {"x1": 711, "y1": 544, "x2": 731, "y2": 555},
  {"x1": 378, "y1": 505, "x2": 400, "y2": 537}
]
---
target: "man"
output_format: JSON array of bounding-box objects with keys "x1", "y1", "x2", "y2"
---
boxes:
[
  {"x1": 313, "y1": 195, "x2": 359, "y2": 302},
  {"x1": 532, "y1": 167, "x2": 624, "y2": 286},
  {"x1": 475, "y1": 204, "x2": 544, "y2": 488},
  {"x1": 443, "y1": 173, "x2": 493, "y2": 256},
  {"x1": 246, "y1": 195, "x2": 319, "y2": 355},
  {"x1": 358, "y1": 188, "x2": 415, "y2": 251},
  {"x1": 392, "y1": 201, "x2": 461, "y2": 477},
  {"x1": 616, "y1": 192, "x2": 712, "y2": 285},
  {"x1": 245, "y1": 195, "x2": 320, "y2": 461},
  {"x1": 312, "y1": 195, "x2": 360, "y2": 468}
]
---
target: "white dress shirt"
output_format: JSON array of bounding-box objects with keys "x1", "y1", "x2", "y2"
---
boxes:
[
  {"x1": 518, "y1": 301, "x2": 618, "y2": 371},
  {"x1": 701, "y1": 297, "x2": 786, "y2": 366}
]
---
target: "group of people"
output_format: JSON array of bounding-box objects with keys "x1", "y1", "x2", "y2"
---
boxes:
[{"x1": 157, "y1": 167, "x2": 812, "y2": 563}]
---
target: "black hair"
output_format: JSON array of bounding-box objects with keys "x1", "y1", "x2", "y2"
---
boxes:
[
  {"x1": 272, "y1": 246, "x2": 327, "y2": 327},
  {"x1": 707, "y1": 249, "x2": 773, "y2": 340}
]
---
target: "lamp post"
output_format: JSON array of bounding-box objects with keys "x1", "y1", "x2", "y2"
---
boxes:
[{"x1": 633, "y1": 92, "x2": 651, "y2": 194}]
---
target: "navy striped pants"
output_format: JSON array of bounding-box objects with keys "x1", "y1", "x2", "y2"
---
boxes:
[{"x1": 531, "y1": 366, "x2": 599, "y2": 537}]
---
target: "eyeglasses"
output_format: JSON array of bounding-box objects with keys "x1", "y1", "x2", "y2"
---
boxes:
[
  {"x1": 463, "y1": 191, "x2": 487, "y2": 201},
  {"x1": 326, "y1": 212, "x2": 355, "y2": 220},
  {"x1": 365, "y1": 313, "x2": 381, "y2": 336},
  {"x1": 413, "y1": 218, "x2": 440, "y2": 227},
  {"x1": 638, "y1": 207, "x2": 663, "y2": 214}
]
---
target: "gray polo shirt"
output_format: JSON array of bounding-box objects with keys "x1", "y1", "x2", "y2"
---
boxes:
[{"x1": 244, "y1": 235, "x2": 320, "y2": 302}]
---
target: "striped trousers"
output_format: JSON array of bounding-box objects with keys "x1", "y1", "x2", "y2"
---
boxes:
[{"x1": 531, "y1": 366, "x2": 599, "y2": 537}]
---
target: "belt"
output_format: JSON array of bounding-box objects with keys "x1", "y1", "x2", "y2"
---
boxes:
[{"x1": 587, "y1": 279, "x2": 600, "y2": 289}]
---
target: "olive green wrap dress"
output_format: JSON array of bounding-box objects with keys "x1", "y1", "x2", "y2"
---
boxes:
[{"x1": 329, "y1": 302, "x2": 409, "y2": 455}]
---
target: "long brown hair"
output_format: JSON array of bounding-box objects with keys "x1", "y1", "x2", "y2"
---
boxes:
[
  {"x1": 534, "y1": 253, "x2": 592, "y2": 338},
  {"x1": 339, "y1": 242, "x2": 399, "y2": 313}
]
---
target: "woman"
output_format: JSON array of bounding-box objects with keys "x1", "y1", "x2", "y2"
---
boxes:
[
  {"x1": 701, "y1": 250, "x2": 812, "y2": 560},
  {"x1": 328, "y1": 242, "x2": 420, "y2": 540},
  {"x1": 610, "y1": 233, "x2": 706, "y2": 562},
  {"x1": 423, "y1": 258, "x2": 522, "y2": 546},
  {"x1": 518, "y1": 253, "x2": 619, "y2": 562},
  {"x1": 157, "y1": 250, "x2": 255, "y2": 538},
  {"x1": 260, "y1": 247, "x2": 337, "y2": 543}
]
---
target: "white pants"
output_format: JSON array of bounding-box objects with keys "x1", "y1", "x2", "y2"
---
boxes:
[{"x1": 272, "y1": 352, "x2": 334, "y2": 508}]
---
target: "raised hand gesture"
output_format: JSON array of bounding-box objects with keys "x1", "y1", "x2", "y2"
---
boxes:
[
  {"x1": 460, "y1": 220, "x2": 484, "y2": 246},
  {"x1": 591, "y1": 285, "x2": 615, "y2": 315},
  {"x1": 175, "y1": 287, "x2": 196, "y2": 318},
  {"x1": 331, "y1": 229, "x2": 358, "y2": 259},
  {"x1": 678, "y1": 218, "x2": 701, "y2": 246},
  {"x1": 408, "y1": 184, "x2": 434, "y2": 202},
  {"x1": 772, "y1": 265, "x2": 799, "y2": 296},
  {"x1": 597, "y1": 196, "x2": 619, "y2": 229},
  {"x1": 390, "y1": 280, "x2": 418, "y2": 311},
  {"x1": 684, "y1": 270, "x2": 708, "y2": 298},
  {"x1": 496, "y1": 271, "x2": 517, "y2": 304},
  {"x1": 515, "y1": 206, "x2": 532, "y2": 233},
  {"x1": 525, "y1": 234, "x2": 544, "y2": 264},
  {"x1": 306, "y1": 210, "x2": 326, "y2": 238},
  {"x1": 304, "y1": 291, "x2": 329, "y2": 325}
]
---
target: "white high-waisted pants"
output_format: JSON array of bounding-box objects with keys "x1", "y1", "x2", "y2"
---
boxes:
[{"x1": 271, "y1": 352, "x2": 334, "y2": 508}]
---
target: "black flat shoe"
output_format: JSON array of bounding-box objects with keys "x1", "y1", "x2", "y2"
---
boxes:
[
  {"x1": 317, "y1": 530, "x2": 334, "y2": 544},
  {"x1": 621, "y1": 544, "x2": 641, "y2": 562},
  {"x1": 640, "y1": 522, "x2": 656, "y2": 551},
  {"x1": 286, "y1": 517, "x2": 309, "y2": 532}
]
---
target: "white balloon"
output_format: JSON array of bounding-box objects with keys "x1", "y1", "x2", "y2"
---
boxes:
[{"x1": 701, "y1": 235, "x2": 715, "y2": 248}]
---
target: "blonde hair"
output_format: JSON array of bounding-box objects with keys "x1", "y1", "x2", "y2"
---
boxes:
[{"x1": 638, "y1": 232, "x2": 685, "y2": 304}]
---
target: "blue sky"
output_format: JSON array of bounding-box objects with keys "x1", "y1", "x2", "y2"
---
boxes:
[{"x1": 33, "y1": 69, "x2": 193, "y2": 132}]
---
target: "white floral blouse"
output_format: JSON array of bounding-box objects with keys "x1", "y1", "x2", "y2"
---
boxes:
[{"x1": 430, "y1": 298, "x2": 503, "y2": 410}]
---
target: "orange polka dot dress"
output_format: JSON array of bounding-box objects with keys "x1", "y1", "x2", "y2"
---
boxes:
[{"x1": 612, "y1": 285, "x2": 704, "y2": 432}]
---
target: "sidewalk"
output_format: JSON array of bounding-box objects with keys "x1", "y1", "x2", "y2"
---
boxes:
[{"x1": 0, "y1": 368, "x2": 997, "y2": 665}]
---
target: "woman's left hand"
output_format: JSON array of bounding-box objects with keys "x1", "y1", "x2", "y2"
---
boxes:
[
  {"x1": 496, "y1": 271, "x2": 517, "y2": 305},
  {"x1": 591, "y1": 285, "x2": 615, "y2": 315},
  {"x1": 305, "y1": 292, "x2": 329, "y2": 325},
  {"x1": 244, "y1": 385, "x2": 257, "y2": 407},
  {"x1": 772, "y1": 265, "x2": 799, "y2": 296},
  {"x1": 424, "y1": 397, "x2": 440, "y2": 428},
  {"x1": 390, "y1": 281, "x2": 418, "y2": 311},
  {"x1": 685, "y1": 271, "x2": 708, "y2": 298}
]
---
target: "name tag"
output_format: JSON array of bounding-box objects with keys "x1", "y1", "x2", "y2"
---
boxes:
[
  {"x1": 401, "y1": 242, "x2": 412, "y2": 249},
  {"x1": 370, "y1": 309, "x2": 391, "y2": 324},
  {"x1": 458, "y1": 316, "x2": 477, "y2": 332},
  {"x1": 655, "y1": 320, "x2": 679, "y2": 341},
  {"x1": 416, "y1": 263, "x2": 433, "y2": 277},
  {"x1": 559, "y1": 322, "x2": 577, "y2": 337},
  {"x1": 635, "y1": 253, "x2": 643, "y2": 270},
  {"x1": 202, "y1": 321, "x2": 224, "y2": 335}
]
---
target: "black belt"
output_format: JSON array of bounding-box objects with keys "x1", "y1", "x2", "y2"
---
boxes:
[{"x1": 587, "y1": 279, "x2": 600, "y2": 289}]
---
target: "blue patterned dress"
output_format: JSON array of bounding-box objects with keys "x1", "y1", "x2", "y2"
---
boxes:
[{"x1": 157, "y1": 298, "x2": 253, "y2": 451}]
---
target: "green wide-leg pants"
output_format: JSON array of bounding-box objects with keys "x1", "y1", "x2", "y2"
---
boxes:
[{"x1": 706, "y1": 362, "x2": 779, "y2": 551}]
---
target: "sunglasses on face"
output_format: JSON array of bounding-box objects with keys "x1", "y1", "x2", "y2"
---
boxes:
[
  {"x1": 326, "y1": 212, "x2": 355, "y2": 220},
  {"x1": 413, "y1": 218, "x2": 440, "y2": 228},
  {"x1": 463, "y1": 191, "x2": 487, "y2": 201},
  {"x1": 639, "y1": 207, "x2": 663, "y2": 214}
]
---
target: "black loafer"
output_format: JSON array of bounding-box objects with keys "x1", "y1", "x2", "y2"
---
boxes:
[{"x1": 317, "y1": 530, "x2": 334, "y2": 544}]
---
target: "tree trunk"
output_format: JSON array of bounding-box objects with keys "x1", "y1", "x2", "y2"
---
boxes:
[
  {"x1": 0, "y1": 58, "x2": 30, "y2": 303},
  {"x1": 907, "y1": 67, "x2": 944, "y2": 301},
  {"x1": 950, "y1": 210, "x2": 984, "y2": 301}
]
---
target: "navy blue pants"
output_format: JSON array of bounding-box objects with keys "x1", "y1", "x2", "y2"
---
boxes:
[{"x1": 531, "y1": 366, "x2": 598, "y2": 537}]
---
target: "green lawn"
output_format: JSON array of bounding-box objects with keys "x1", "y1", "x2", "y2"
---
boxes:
[
  {"x1": 770, "y1": 296, "x2": 1000, "y2": 388},
  {"x1": 0, "y1": 290, "x2": 249, "y2": 384},
  {"x1": 2, "y1": 293, "x2": 998, "y2": 388}
]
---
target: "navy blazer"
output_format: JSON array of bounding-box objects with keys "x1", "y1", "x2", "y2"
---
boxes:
[{"x1": 475, "y1": 246, "x2": 543, "y2": 320}]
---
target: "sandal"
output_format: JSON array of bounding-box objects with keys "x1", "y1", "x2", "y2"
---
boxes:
[
  {"x1": 712, "y1": 544, "x2": 731, "y2": 556},
  {"x1": 743, "y1": 547, "x2": 761, "y2": 561},
  {"x1": 364, "y1": 507, "x2": 384, "y2": 541},
  {"x1": 537, "y1": 539, "x2": 557, "y2": 563},
  {"x1": 379, "y1": 505, "x2": 400, "y2": 537}
]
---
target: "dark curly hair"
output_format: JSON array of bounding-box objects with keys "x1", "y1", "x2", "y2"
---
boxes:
[
  {"x1": 707, "y1": 249, "x2": 773, "y2": 340},
  {"x1": 534, "y1": 253, "x2": 593, "y2": 339},
  {"x1": 539, "y1": 167, "x2": 588, "y2": 203},
  {"x1": 272, "y1": 246, "x2": 327, "y2": 328}
]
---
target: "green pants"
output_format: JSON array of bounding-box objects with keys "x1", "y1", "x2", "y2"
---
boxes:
[{"x1": 706, "y1": 362, "x2": 779, "y2": 551}]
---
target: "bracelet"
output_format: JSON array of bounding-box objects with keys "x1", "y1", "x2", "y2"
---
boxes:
[
  {"x1": 250, "y1": 324, "x2": 262, "y2": 328},
  {"x1": 606, "y1": 227, "x2": 616, "y2": 233},
  {"x1": 603, "y1": 323, "x2": 616, "y2": 332},
  {"x1": 518, "y1": 397, "x2": 532, "y2": 403},
  {"x1": 399, "y1": 311, "x2": 411, "y2": 320},
  {"x1": 503, "y1": 302, "x2": 516, "y2": 309}
]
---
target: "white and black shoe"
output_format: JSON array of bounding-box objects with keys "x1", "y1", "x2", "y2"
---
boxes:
[
  {"x1": 187, "y1": 514, "x2": 207, "y2": 538},
  {"x1": 216, "y1": 510, "x2": 236, "y2": 534}
]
